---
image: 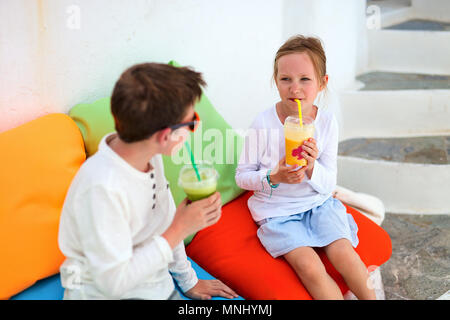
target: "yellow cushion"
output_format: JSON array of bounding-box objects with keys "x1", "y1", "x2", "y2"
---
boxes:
[{"x1": 0, "y1": 114, "x2": 86, "y2": 299}]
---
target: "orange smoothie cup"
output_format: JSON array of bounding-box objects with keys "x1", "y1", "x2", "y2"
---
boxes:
[{"x1": 284, "y1": 115, "x2": 315, "y2": 167}]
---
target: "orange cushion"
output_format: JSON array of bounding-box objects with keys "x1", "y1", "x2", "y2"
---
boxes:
[
  {"x1": 0, "y1": 114, "x2": 86, "y2": 299},
  {"x1": 186, "y1": 191, "x2": 392, "y2": 299}
]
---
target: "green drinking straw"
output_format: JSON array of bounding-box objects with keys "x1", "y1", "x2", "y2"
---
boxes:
[{"x1": 184, "y1": 141, "x2": 201, "y2": 181}]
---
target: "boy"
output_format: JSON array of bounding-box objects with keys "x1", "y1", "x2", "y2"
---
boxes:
[{"x1": 58, "y1": 63, "x2": 238, "y2": 300}]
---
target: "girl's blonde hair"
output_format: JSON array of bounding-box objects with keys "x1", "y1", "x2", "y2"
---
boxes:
[{"x1": 273, "y1": 35, "x2": 327, "y2": 89}]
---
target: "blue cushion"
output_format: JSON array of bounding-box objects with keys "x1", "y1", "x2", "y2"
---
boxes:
[
  {"x1": 11, "y1": 258, "x2": 243, "y2": 300},
  {"x1": 176, "y1": 258, "x2": 243, "y2": 300},
  {"x1": 10, "y1": 274, "x2": 64, "y2": 300}
]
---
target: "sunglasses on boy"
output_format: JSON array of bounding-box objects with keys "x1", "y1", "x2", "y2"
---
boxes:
[{"x1": 168, "y1": 111, "x2": 200, "y2": 133}]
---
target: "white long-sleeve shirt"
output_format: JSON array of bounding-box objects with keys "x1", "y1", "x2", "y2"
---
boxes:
[
  {"x1": 58, "y1": 133, "x2": 197, "y2": 300},
  {"x1": 235, "y1": 104, "x2": 339, "y2": 222}
]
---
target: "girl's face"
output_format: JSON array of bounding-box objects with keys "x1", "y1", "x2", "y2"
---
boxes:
[{"x1": 275, "y1": 52, "x2": 327, "y2": 114}]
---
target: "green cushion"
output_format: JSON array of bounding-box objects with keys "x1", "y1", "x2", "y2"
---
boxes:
[
  {"x1": 164, "y1": 60, "x2": 245, "y2": 205},
  {"x1": 69, "y1": 97, "x2": 115, "y2": 157},
  {"x1": 69, "y1": 61, "x2": 244, "y2": 245}
]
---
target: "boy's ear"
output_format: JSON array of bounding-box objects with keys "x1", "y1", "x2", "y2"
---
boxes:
[{"x1": 156, "y1": 128, "x2": 172, "y2": 145}]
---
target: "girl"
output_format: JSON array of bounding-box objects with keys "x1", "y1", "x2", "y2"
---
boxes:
[{"x1": 235, "y1": 35, "x2": 376, "y2": 300}]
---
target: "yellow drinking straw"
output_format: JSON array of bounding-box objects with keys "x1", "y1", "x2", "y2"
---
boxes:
[{"x1": 295, "y1": 99, "x2": 303, "y2": 128}]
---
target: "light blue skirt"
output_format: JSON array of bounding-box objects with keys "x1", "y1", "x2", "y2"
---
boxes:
[{"x1": 256, "y1": 196, "x2": 359, "y2": 258}]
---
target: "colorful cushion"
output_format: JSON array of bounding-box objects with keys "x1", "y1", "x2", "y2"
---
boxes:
[
  {"x1": 0, "y1": 114, "x2": 86, "y2": 299},
  {"x1": 176, "y1": 258, "x2": 244, "y2": 300},
  {"x1": 10, "y1": 274, "x2": 64, "y2": 300},
  {"x1": 186, "y1": 191, "x2": 392, "y2": 300},
  {"x1": 68, "y1": 61, "x2": 245, "y2": 244},
  {"x1": 164, "y1": 61, "x2": 244, "y2": 244},
  {"x1": 69, "y1": 97, "x2": 114, "y2": 157},
  {"x1": 11, "y1": 257, "x2": 243, "y2": 300}
]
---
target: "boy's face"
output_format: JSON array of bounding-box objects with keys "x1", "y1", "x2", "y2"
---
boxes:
[{"x1": 160, "y1": 106, "x2": 195, "y2": 156}]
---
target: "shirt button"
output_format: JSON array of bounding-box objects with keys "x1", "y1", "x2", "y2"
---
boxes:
[
  {"x1": 153, "y1": 194, "x2": 156, "y2": 200},
  {"x1": 153, "y1": 184, "x2": 156, "y2": 189},
  {"x1": 152, "y1": 203, "x2": 156, "y2": 209},
  {"x1": 150, "y1": 173, "x2": 154, "y2": 179}
]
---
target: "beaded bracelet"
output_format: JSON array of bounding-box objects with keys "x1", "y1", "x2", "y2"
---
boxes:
[{"x1": 267, "y1": 169, "x2": 279, "y2": 188}]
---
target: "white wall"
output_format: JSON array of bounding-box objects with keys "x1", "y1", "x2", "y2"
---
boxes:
[
  {"x1": 283, "y1": 0, "x2": 367, "y2": 132},
  {"x1": 283, "y1": 0, "x2": 367, "y2": 92},
  {"x1": 0, "y1": 0, "x2": 365, "y2": 133}
]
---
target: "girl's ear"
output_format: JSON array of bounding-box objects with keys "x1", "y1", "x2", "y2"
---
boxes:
[
  {"x1": 320, "y1": 75, "x2": 329, "y2": 91},
  {"x1": 274, "y1": 75, "x2": 281, "y2": 91}
]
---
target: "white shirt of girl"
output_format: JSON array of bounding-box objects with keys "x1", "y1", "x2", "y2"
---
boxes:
[{"x1": 235, "y1": 104, "x2": 339, "y2": 222}]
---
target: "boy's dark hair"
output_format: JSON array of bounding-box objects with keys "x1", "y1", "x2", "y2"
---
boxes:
[{"x1": 111, "y1": 63, "x2": 206, "y2": 143}]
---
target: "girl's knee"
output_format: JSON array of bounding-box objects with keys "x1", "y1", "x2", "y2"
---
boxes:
[
  {"x1": 291, "y1": 256, "x2": 326, "y2": 281},
  {"x1": 326, "y1": 239, "x2": 361, "y2": 266},
  {"x1": 326, "y1": 239, "x2": 354, "y2": 256}
]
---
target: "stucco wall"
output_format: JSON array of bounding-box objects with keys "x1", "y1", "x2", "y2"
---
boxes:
[{"x1": 0, "y1": 0, "x2": 365, "y2": 133}]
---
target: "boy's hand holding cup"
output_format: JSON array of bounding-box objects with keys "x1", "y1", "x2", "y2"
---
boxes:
[
  {"x1": 163, "y1": 192, "x2": 221, "y2": 249},
  {"x1": 176, "y1": 192, "x2": 222, "y2": 236},
  {"x1": 163, "y1": 162, "x2": 221, "y2": 248}
]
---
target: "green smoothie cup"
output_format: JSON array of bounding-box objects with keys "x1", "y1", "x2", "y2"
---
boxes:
[{"x1": 178, "y1": 161, "x2": 219, "y2": 202}]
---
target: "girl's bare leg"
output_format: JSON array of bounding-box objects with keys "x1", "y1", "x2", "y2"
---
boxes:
[
  {"x1": 284, "y1": 246, "x2": 344, "y2": 300},
  {"x1": 324, "y1": 239, "x2": 376, "y2": 300}
]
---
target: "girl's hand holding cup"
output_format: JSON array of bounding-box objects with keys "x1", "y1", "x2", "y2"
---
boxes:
[
  {"x1": 301, "y1": 137, "x2": 319, "y2": 172},
  {"x1": 269, "y1": 156, "x2": 307, "y2": 185}
]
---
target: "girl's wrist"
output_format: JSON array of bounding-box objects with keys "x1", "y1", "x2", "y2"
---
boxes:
[
  {"x1": 306, "y1": 165, "x2": 314, "y2": 179},
  {"x1": 268, "y1": 171, "x2": 280, "y2": 185}
]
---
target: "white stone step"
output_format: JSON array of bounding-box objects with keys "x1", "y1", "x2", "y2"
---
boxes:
[
  {"x1": 367, "y1": 29, "x2": 450, "y2": 75},
  {"x1": 367, "y1": 0, "x2": 450, "y2": 28},
  {"x1": 337, "y1": 86, "x2": 450, "y2": 215},
  {"x1": 437, "y1": 290, "x2": 450, "y2": 300},
  {"x1": 344, "y1": 1, "x2": 450, "y2": 214},
  {"x1": 410, "y1": 0, "x2": 450, "y2": 23},
  {"x1": 337, "y1": 155, "x2": 450, "y2": 214},
  {"x1": 367, "y1": 0, "x2": 413, "y2": 28},
  {"x1": 338, "y1": 89, "x2": 450, "y2": 141}
]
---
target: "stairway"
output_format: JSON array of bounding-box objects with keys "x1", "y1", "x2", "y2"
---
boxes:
[{"x1": 337, "y1": 0, "x2": 450, "y2": 214}]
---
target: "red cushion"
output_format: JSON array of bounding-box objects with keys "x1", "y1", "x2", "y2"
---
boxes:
[{"x1": 186, "y1": 191, "x2": 392, "y2": 300}]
